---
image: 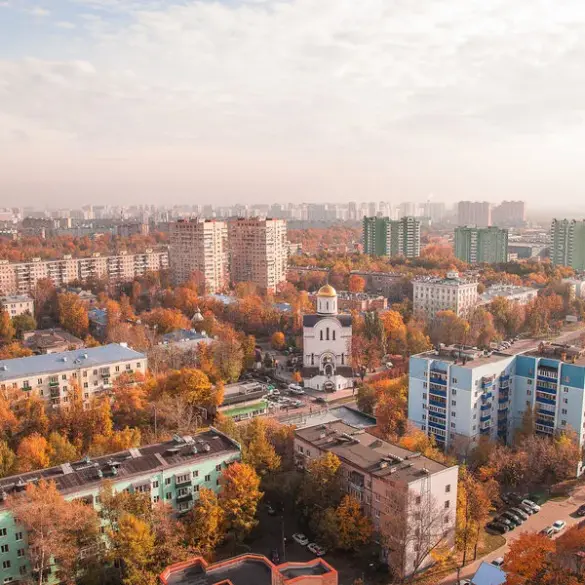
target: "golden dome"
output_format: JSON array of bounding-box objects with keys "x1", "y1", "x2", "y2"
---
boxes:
[{"x1": 317, "y1": 284, "x2": 337, "y2": 297}]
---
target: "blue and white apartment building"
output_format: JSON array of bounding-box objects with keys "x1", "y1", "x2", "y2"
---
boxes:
[{"x1": 409, "y1": 343, "x2": 585, "y2": 472}]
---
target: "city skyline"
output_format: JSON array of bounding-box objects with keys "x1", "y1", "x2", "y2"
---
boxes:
[{"x1": 2, "y1": 1, "x2": 585, "y2": 207}]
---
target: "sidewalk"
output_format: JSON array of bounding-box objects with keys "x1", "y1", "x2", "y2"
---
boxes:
[{"x1": 439, "y1": 483, "x2": 585, "y2": 584}]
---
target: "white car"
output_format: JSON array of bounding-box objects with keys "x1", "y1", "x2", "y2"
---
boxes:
[
  {"x1": 292, "y1": 533, "x2": 309, "y2": 546},
  {"x1": 522, "y1": 499, "x2": 541, "y2": 513},
  {"x1": 307, "y1": 543, "x2": 326, "y2": 556},
  {"x1": 288, "y1": 384, "x2": 305, "y2": 395},
  {"x1": 552, "y1": 520, "x2": 566, "y2": 533},
  {"x1": 269, "y1": 389, "x2": 281, "y2": 396}
]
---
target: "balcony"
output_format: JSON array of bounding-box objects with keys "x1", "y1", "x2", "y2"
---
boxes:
[
  {"x1": 536, "y1": 418, "x2": 555, "y2": 428},
  {"x1": 432, "y1": 410, "x2": 446, "y2": 419},
  {"x1": 22, "y1": 385, "x2": 32, "y2": 391},
  {"x1": 428, "y1": 420, "x2": 446, "y2": 430},
  {"x1": 536, "y1": 395, "x2": 556, "y2": 406},
  {"x1": 176, "y1": 492, "x2": 193, "y2": 503},
  {"x1": 429, "y1": 398, "x2": 446, "y2": 409},
  {"x1": 175, "y1": 478, "x2": 192, "y2": 488},
  {"x1": 49, "y1": 381, "x2": 59, "y2": 387},
  {"x1": 481, "y1": 392, "x2": 493, "y2": 400},
  {"x1": 498, "y1": 395, "x2": 509, "y2": 404},
  {"x1": 480, "y1": 414, "x2": 491, "y2": 423},
  {"x1": 500, "y1": 374, "x2": 510, "y2": 382},
  {"x1": 429, "y1": 388, "x2": 447, "y2": 398},
  {"x1": 480, "y1": 403, "x2": 491, "y2": 411},
  {"x1": 429, "y1": 375, "x2": 447, "y2": 386}
]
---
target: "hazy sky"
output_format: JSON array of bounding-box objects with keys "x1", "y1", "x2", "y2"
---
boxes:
[{"x1": 2, "y1": 0, "x2": 585, "y2": 208}]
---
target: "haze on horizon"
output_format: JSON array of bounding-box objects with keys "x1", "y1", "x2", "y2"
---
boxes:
[{"x1": 2, "y1": 0, "x2": 585, "y2": 208}]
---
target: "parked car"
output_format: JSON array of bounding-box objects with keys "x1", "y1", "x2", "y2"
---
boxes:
[
  {"x1": 292, "y1": 533, "x2": 309, "y2": 546},
  {"x1": 501, "y1": 511, "x2": 522, "y2": 526},
  {"x1": 540, "y1": 527, "x2": 555, "y2": 538},
  {"x1": 270, "y1": 549, "x2": 280, "y2": 564},
  {"x1": 508, "y1": 492, "x2": 524, "y2": 504},
  {"x1": 510, "y1": 507, "x2": 529, "y2": 521},
  {"x1": 491, "y1": 557, "x2": 505, "y2": 568},
  {"x1": 288, "y1": 384, "x2": 305, "y2": 395},
  {"x1": 495, "y1": 516, "x2": 513, "y2": 528},
  {"x1": 552, "y1": 520, "x2": 566, "y2": 533},
  {"x1": 269, "y1": 389, "x2": 281, "y2": 396},
  {"x1": 517, "y1": 503, "x2": 536, "y2": 515},
  {"x1": 522, "y1": 499, "x2": 541, "y2": 513},
  {"x1": 307, "y1": 543, "x2": 327, "y2": 556},
  {"x1": 486, "y1": 521, "x2": 509, "y2": 534},
  {"x1": 577, "y1": 504, "x2": 585, "y2": 517},
  {"x1": 312, "y1": 397, "x2": 327, "y2": 404}
]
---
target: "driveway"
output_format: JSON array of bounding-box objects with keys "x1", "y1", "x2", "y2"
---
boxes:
[{"x1": 440, "y1": 483, "x2": 585, "y2": 584}]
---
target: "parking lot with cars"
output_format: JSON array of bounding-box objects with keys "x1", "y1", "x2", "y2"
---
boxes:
[{"x1": 441, "y1": 484, "x2": 585, "y2": 584}]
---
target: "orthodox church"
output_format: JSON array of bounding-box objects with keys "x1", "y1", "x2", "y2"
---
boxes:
[{"x1": 302, "y1": 284, "x2": 353, "y2": 392}]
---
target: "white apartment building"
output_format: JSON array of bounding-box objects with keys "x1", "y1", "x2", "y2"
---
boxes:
[
  {"x1": 0, "y1": 295, "x2": 34, "y2": 317},
  {"x1": 295, "y1": 421, "x2": 458, "y2": 577},
  {"x1": 478, "y1": 285, "x2": 539, "y2": 306},
  {"x1": 0, "y1": 343, "x2": 147, "y2": 408},
  {"x1": 409, "y1": 343, "x2": 585, "y2": 473},
  {"x1": 0, "y1": 250, "x2": 168, "y2": 296},
  {"x1": 228, "y1": 218, "x2": 287, "y2": 293},
  {"x1": 413, "y1": 271, "x2": 478, "y2": 320},
  {"x1": 169, "y1": 219, "x2": 228, "y2": 293}
]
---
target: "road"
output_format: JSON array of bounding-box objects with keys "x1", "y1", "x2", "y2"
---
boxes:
[{"x1": 440, "y1": 483, "x2": 585, "y2": 584}]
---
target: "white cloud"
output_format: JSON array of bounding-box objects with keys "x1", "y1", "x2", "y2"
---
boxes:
[
  {"x1": 55, "y1": 21, "x2": 76, "y2": 29},
  {"x1": 3, "y1": 0, "x2": 585, "y2": 205},
  {"x1": 25, "y1": 6, "x2": 50, "y2": 16}
]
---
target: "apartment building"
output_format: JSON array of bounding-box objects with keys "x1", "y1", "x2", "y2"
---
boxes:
[
  {"x1": 0, "y1": 344, "x2": 146, "y2": 408},
  {"x1": 491, "y1": 201, "x2": 526, "y2": 227},
  {"x1": 169, "y1": 219, "x2": 228, "y2": 293},
  {"x1": 0, "y1": 295, "x2": 34, "y2": 317},
  {"x1": 0, "y1": 250, "x2": 168, "y2": 296},
  {"x1": 456, "y1": 201, "x2": 491, "y2": 227},
  {"x1": 160, "y1": 554, "x2": 338, "y2": 585},
  {"x1": 363, "y1": 216, "x2": 421, "y2": 258},
  {"x1": 228, "y1": 218, "x2": 287, "y2": 293},
  {"x1": 454, "y1": 226, "x2": 509, "y2": 264},
  {"x1": 413, "y1": 271, "x2": 479, "y2": 319},
  {"x1": 295, "y1": 421, "x2": 458, "y2": 576},
  {"x1": 551, "y1": 219, "x2": 585, "y2": 270},
  {"x1": 478, "y1": 285, "x2": 539, "y2": 306},
  {"x1": 0, "y1": 430, "x2": 241, "y2": 583},
  {"x1": 408, "y1": 343, "x2": 585, "y2": 471}
]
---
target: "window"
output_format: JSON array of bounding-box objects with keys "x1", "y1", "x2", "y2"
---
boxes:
[
  {"x1": 472, "y1": 425, "x2": 476, "y2": 431},
  {"x1": 444, "y1": 515, "x2": 450, "y2": 524},
  {"x1": 216, "y1": 464, "x2": 221, "y2": 472},
  {"x1": 422, "y1": 414, "x2": 426, "y2": 420},
  {"x1": 452, "y1": 377, "x2": 457, "y2": 384},
  {"x1": 320, "y1": 331, "x2": 323, "y2": 341},
  {"x1": 136, "y1": 362, "x2": 141, "y2": 368},
  {"x1": 176, "y1": 473, "x2": 190, "y2": 484},
  {"x1": 1, "y1": 544, "x2": 8, "y2": 553},
  {"x1": 16, "y1": 549, "x2": 24, "y2": 558},
  {"x1": 452, "y1": 389, "x2": 457, "y2": 395},
  {"x1": 61, "y1": 374, "x2": 66, "y2": 380},
  {"x1": 527, "y1": 389, "x2": 532, "y2": 396},
  {"x1": 83, "y1": 382, "x2": 88, "y2": 388},
  {"x1": 37, "y1": 378, "x2": 42, "y2": 384},
  {"x1": 562, "y1": 409, "x2": 568, "y2": 415},
  {"x1": 415, "y1": 496, "x2": 421, "y2": 505},
  {"x1": 526, "y1": 400, "x2": 531, "y2": 406},
  {"x1": 153, "y1": 495, "x2": 160, "y2": 503},
  {"x1": 451, "y1": 411, "x2": 456, "y2": 417},
  {"x1": 2, "y1": 561, "x2": 10, "y2": 569},
  {"x1": 423, "y1": 382, "x2": 427, "y2": 388},
  {"x1": 561, "y1": 420, "x2": 567, "y2": 426},
  {"x1": 0, "y1": 529, "x2": 6, "y2": 537},
  {"x1": 193, "y1": 470, "x2": 199, "y2": 478},
  {"x1": 165, "y1": 492, "x2": 172, "y2": 500},
  {"x1": 451, "y1": 400, "x2": 456, "y2": 406},
  {"x1": 204, "y1": 474, "x2": 211, "y2": 482},
  {"x1": 527, "y1": 379, "x2": 533, "y2": 385},
  {"x1": 126, "y1": 364, "x2": 131, "y2": 370},
  {"x1": 165, "y1": 478, "x2": 171, "y2": 485},
  {"x1": 564, "y1": 398, "x2": 568, "y2": 404},
  {"x1": 217, "y1": 479, "x2": 220, "y2": 486},
  {"x1": 332, "y1": 331, "x2": 336, "y2": 341},
  {"x1": 83, "y1": 371, "x2": 88, "y2": 377},
  {"x1": 19, "y1": 567, "x2": 26, "y2": 576},
  {"x1": 444, "y1": 500, "x2": 450, "y2": 509},
  {"x1": 14, "y1": 533, "x2": 22, "y2": 542},
  {"x1": 93, "y1": 370, "x2": 98, "y2": 375},
  {"x1": 564, "y1": 387, "x2": 569, "y2": 393},
  {"x1": 422, "y1": 393, "x2": 427, "y2": 399},
  {"x1": 115, "y1": 366, "x2": 120, "y2": 372},
  {"x1": 177, "y1": 487, "x2": 190, "y2": 497},
  {"x1": 450, "y1": 423, "x2": 455, "y2": 428},
  {"x1": 445, "y1": 484, "x2": 451, "y2": 493},
  {"x1": 152, "y1": 480, "x2": 159, "y2": 488}
]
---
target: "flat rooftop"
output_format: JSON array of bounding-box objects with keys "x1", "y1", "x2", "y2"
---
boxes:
[
  {"x1": 416, "y1": 346, "x2": 513, "y2": 368},
  {"x1": 0, "y1": 429, "x2": 239, "y2": 503},
  {"x1": 280, "y1": 403, "x2": 377, "y2": 429},
  {"x1": 296, "y1": 421, "x2": 451, "y2": 483},
  {"x1": 161, "y1": 556, "x2": 334, "y2": 585},
  {"x1": 0, "y1": 343, "x2": 145, "y2": 381}
]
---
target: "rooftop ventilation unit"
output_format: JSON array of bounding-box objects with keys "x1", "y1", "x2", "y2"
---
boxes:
[{"x1": 60, "y1": 463, "x2": 74, "y2": 475}]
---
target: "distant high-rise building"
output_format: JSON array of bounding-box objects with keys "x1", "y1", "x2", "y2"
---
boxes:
[
  {"x1": 347, "y1": 201, "x2": 358, "y2": 221},
  {"x1": 399, "y1": 201, "x2": 416, "y2": 217},
  {"x1": 457, "y1": 201, "x2": 491, "y2": 227},
  {"x1": 454, "y1": 226, "x2": 509, "y2": 264},
  {"x1": 492, "y1": 201, "x2": 526, "y2": 227},
  {"x1": 363, "y1": 216, "x2": 421, "y2": 258},
  {"x1": 169, "y1": 219, "x2": 228, "y2": 293},
  {"x1": 228, "y1": 218, "x2": 288, "y2": 293},
  {"x1": 551, "y1": 219, "x2": 585, "y2": 270},
  {"x1": 368, "y1": 201, "x2": 378, "y2": 217}
]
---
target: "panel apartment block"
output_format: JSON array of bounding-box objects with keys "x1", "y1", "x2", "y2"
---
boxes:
[
  {"x1": 0, "y1": 430, "x2": 241, "y2": 583},
  {"x1": 0, "y1": 250, "x2": 168, "y2": 296},
  {"x1": 228, "y1": 218, "x2": 288, "y2": 293},
  {"x1": 413, "y1": 271, "x2": 478, "y2": 319},
  {"x1": 169, "y1": 219, "x2": 228, "y2": 293}
]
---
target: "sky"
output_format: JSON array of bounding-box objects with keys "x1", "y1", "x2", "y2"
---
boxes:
[{"x1": 2, "y1": 0, "x2": 585, "y2": 208}]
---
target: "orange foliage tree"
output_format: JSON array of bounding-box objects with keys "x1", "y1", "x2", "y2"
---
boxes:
[
  {"x1": 348, "y1": 274, "x2": 366, "y2": 293},
  {"x1": 57, "y1": 292, "x2": 89, "y2": 338}
]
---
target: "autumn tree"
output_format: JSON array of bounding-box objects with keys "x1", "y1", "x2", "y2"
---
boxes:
[
  {"x1": 17, "y1": 432, "x2": 50, "y2": 471},
  {"x1": 0, "y1": 310, "x2": 15, "y2": 343},
  {"x1": 57, "y1": 292, "x2": 89, "y2": 337},
  {"x1": 109, "y1": 513, "x2": 156, "y2": 585},
  {"x1": 504, "y1": 532, "x2": 556, "y2": 585},
  {"x1": 381, "y1": 310, "x2": 407, "y2": 355},
  {"x1": 157, "y1": 368, "x2": 218, "y2": 407},
  {"x1": 184, "y1": 487, "x2": 226, "y2": 557},
  {"x1": 406, "y1": 320, "x2": 432, "y2": 355},
  {"x1": 141, "y1": 307, "x2": 190, "y2": 334},
  {"x1": 298, "y1": 452, "x2": 342, "y2": 514},
  {"x1": 6, "y1": 480, "x2": 100, "y2": 584},
  {"x1": 213, "y1": 335, "x2": 245, "y2": 382},
  {"x1": 271, "y1": 331, "x2": 286, "y2": 350},
  {"x1": 374, "y1": 376, "x2": 408, "y2": 440},
  {"x1": 219, "y1": 461, "x2": 263, "y2": 541},
  {"x1": 0, "y1": 440, "x2": 15, "y2": 477},
  {"x1": 241, "y1": 418, "x2": 281, "y2": 474},
  {"x1": 335, "y1": 494, "x2": 373, "y2": 550},
  {"x1": 429, "y1": 310, "x2": 469, "y2": 346},
  {"x1": 489, "y1": 296, "x2": 525, "y2": 337},
  {"x1": 0, "y1": 341, "x2": 33, "y2": 359},
  {"x1": 468, "y1": 307, "x2": 498, "y2": 348},
  {"x1": 348, "y1": 274, "x2": 366, "y2": 293},
  {"x1": 48, "y1": 431, "x2": 79, "y2": 465}
]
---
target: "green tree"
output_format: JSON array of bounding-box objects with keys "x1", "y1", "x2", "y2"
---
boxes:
[{"x1": 12, "y1": 312, "x2": 36, "y2": 338}]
